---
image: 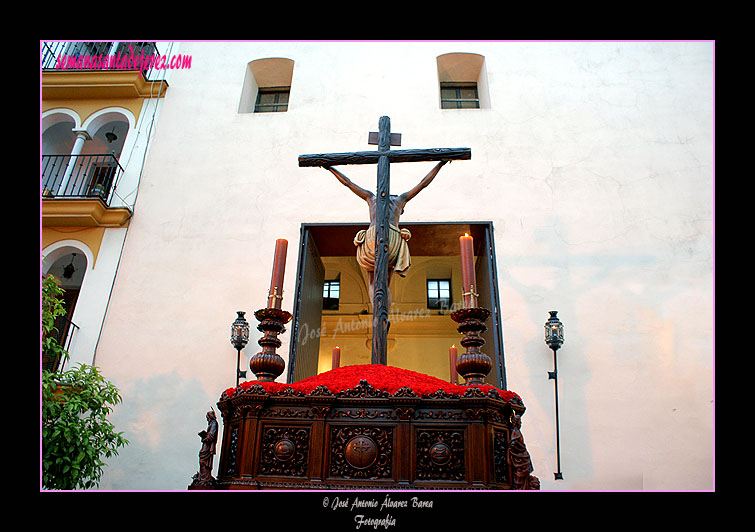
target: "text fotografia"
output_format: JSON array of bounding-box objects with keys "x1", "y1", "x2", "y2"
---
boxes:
[
  {"x1": 53, "y1": 45, "x2": 191, "y2": 71},
  {"x1": 324, "y1": 494, "x2": 434, "y2": 529}
]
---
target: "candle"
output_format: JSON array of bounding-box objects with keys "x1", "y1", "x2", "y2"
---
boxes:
[
  {"x1": 459, "y1": 233, "x2": 477, "y2": 307},
  {"x1": 268, "y1": 239, "x2": 288, "y2": 309},
  {"x1": 332, "y1": 346, "x2": 341, "y2": 370},
  {"x1": 449, "y1": 344, "x2": 458, "y2": 384}
]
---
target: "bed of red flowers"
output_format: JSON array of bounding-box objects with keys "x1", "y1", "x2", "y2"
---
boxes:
[{"x1": 222, "y1": 364, "x2": 521, "y2": 403}]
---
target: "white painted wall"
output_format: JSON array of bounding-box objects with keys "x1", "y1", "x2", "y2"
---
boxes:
[
  {"x1": 91, "y1": 41, "x2": 714, "y2": 491},
  {"x1": 109, "y1": 43, "x2": 179, "y2": 211}
]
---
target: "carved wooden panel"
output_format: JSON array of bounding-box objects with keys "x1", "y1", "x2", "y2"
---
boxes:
[
  {"x1": 258, "y1": 426, "x2": 310, "y2": 477},
  {"x1": 329, "y1": 426, "x2": 393, "y2": 480},
  {"x1": 493, "y1": 428, "x2": 509, "y2": 484},
  {"x1": 212, "y1": 364, "x2": 538, "y2": 490},
  {"x1": 415, "y1": 429, "x2": 465, "y2": 481},
  {"x1": 224, "y1": 425, "x2": 239, "y2": 477}
]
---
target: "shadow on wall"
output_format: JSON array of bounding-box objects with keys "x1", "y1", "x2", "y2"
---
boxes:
[
  {"x1": 97, "y1": 370, "x2": 220, "y2": 490},
  {"x1": 499, "y1": 217, "x2": 661, "y2": 486}
]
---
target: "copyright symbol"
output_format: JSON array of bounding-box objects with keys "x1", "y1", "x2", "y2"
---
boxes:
[{"x1": 322, "y1": 497, "x2": 329, "y2": 507}]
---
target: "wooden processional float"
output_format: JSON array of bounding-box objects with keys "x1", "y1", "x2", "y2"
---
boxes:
[{"x1": 190, "y1": 117, "x2": 539, "y2": 490}]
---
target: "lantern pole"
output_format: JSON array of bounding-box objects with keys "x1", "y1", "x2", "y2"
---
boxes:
[
  {"x1": 231, "y1": 311, "x2": 250, "y2": 387},
  {"x1": 545, "y1": 310, "x2": 564, "y2": 480}
]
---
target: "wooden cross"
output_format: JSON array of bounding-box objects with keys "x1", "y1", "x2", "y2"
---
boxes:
[{"x1": 299, "y1": 116, "x2": 471, "y2": 365}]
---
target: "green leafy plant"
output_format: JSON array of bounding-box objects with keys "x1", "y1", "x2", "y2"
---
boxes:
[
  {"x1": 42, "y1": 364, "x2": 129, "y2": 489},
  {"x1": 42, "y1": 274, "x2": 68, "y2": 370},
  {"x1": 41, "y1": 273, "x2": 129, "y2": 490}
]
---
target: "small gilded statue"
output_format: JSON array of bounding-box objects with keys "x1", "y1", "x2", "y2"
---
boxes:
[
  {"x1": 191, "y1": 408, "x2": 219, "y2": 487},
  {"x1": 508, "y1": 411, "x2": 540, "y2": 490}
]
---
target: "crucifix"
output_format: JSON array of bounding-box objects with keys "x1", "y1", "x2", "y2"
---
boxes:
[{"x1": 299, "y1": 116, "x2": 471, "y2": 365}]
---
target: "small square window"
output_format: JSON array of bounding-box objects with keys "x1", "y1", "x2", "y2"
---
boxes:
[
  {"x1": 323, "y1": 280, "x2": 340, "y2": 310},
  {"x1": 255, "y1": 87, "x2": 289, "y2": 113},
  {"x1": 440, "y1": 83, "x2": 479, "y2": 109},
  {"x1": 427, "y1": 279, "x2": 451, "y2": 309}
]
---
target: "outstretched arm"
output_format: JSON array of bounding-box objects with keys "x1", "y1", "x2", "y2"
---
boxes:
[
  {"x1": 324, "y1": 166, "x2": 374, "y2": 201},
  {"x1": 400, "y1": 161, "x2": 448, "y2": 202}
]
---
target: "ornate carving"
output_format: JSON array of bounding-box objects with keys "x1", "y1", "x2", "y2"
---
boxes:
[
  {"x1": 486, "y1": 408, "x2": 505, "y2": 424},
  {"x1": 415, "y1": 409, "x2": 464, "y2": 421},
  {"x1": 213, "y1": 365, "x2": 538, "y2": 490},
  {"x1": 428, "y1": 442, "x2": 452, "y2": 465},
  {"x1": 311, "y1": 405, "x2": 332, "y2": 418},
  {"x1": 464, "y1": 408, "x2": 487, "y2": 421},
  {"x1": 337, "y1": 379, "x2": 391, "y2": 399},
  {"x1": 424, "y1": 389, "x2": 455, "y2": 400},
  {"x1": 308, "y1": 384, "x2": 335, "y2": 397},
  {"x1": 259, "y1": 426, "x2": 310, "y2": 477},
  {"x1": 277, "y1": 387, "x2": 305, "y2": 397},
  {"x1": 331, "y1": 408, "x2": 395, "y2": 420},
  {"x1": 462, "y1": 386, "x2": 487, "y2": 398},
  {"x1": 493, "y1": 429, "x2": 509, "y2": 484},
  {"x1": 345, "y1": 436, "x2": 378, "y2": 469},
  {"x1": 394, "y1": 407, "x2": 415, "y2": 420},
  {"x1": 330, "y1": 426, "x2": 393, "y2": 479},
  {"x1": 273, "y1": 439, "x2": 296, "y2": 461},
  {"x1": 238, "y1": 383, "x2": 267, "y2": 396},
  {"x1": 224, "y1": 424, "x2": 239, "y2": 477},
  {"x1": 393, "y1": 386, "x2": 417, "y2": 398},
  {"x1": 262, "y1": 407, "x2": 312, "y2": 419},
  {"x1": 416, "y1": 429, "x2": 465, "y2": 481},
  {"x1": 191, "y1": 409, "x2": 219, "y2": 487},
  {"x1": 508, "y1": 411, "x2": 540, "y2": 490}
]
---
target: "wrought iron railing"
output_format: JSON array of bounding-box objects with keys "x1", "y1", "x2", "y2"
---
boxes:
[
  {"x1": 42, "y1": 315, "x2": 78, "y2": 373},
  {"x1": 42, "y1": 153, "x2": 124, "y2": 205},
  {"x1": 42, "y1": 41, "x2": 162, "y2": 80}
]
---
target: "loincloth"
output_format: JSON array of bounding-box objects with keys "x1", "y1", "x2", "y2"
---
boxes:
[{"x1": 353, "y1": 224, "x2": 411, "y2": 276}]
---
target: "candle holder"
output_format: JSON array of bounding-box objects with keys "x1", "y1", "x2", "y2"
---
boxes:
[
  {"x1": 450, "y1": 306, "x2": 492, "y2": 385},
  {"x1": 249, "y1": 307, "x2": 292, "y2": 382},
  {"x1": 267, "y1": 286, "x2": 283, "y2": 309},
  {"x1": 462, "y1": 285, "x2": 479, "y2": 309}
]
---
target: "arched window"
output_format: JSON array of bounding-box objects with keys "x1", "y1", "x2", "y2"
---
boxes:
[
  {"x1": 238, "y1": 58, "x2": 295, "y2": 114},
  {"x1": 42, "y1": 246, "x2": 88, "y2": 371},
  {"x1": 436, "y1": 53, "x2": 490, "y2": 109}
]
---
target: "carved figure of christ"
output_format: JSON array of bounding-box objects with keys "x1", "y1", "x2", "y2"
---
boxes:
[
  {"x1": 324, "y1": 160, "x2": 448, "y2": 306},
  {"x1": 298, "y1": 116, "x2": 471, "y2": 365}
]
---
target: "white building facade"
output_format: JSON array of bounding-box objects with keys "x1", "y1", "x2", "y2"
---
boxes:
[
  {"x1": 41, "y1": 42, "x2": 176, "y2": 373},
  {"x1": 77, "y1": 41, "x2": 713, "y2": 491}
]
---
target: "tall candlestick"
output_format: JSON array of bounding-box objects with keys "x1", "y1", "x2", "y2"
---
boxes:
[
  {"x1": 332, "y1": 346, "x2": 341, "y2": 370},
  {"x1": 449, "y1": 344, "x2": 458, "y2": 384},
  {"x1": 459, "y1": 233, "x2": 477, "y2": 307},
  {"x1": 268, "y1": 239, "x2": 288, "y2": 309}
]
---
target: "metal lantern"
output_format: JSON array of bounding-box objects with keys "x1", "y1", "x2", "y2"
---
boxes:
[
  {"x1": 544, "y1": 310, "x2": 564, "y2": 480},
  {"x1": 544, "y1": 310, "x2": 564, "y2": 351},
  {"x1": 231, "y1": 311, "x2": 250, "y2": 385}
]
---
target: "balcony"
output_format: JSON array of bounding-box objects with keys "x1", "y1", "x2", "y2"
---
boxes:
[
  {"x1": 42, "y1": 153, "x2": 131, "y2": 227},
  {"x1": 43, "y1": 153, "x2": 123, "y2": 204},
  {"x1": 42, "y1": 41, "x2": 162, "y2": 80}
]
